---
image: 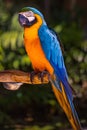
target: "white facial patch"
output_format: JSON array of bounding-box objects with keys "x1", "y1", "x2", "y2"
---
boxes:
[{"x1": 28, "y1": 16, "x2": 35, "y2": 22}]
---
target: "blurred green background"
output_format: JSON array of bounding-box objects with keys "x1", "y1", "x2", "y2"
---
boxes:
[{"x1": 0, "y1": 0, "x2": 87, "y2": 130}]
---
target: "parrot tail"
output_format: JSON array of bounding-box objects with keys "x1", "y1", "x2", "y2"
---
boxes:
[{"x1": 49, "y1": 76, "x2": 82, "y2": 130}]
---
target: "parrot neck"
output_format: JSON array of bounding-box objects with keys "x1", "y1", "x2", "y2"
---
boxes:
[
  {"x1": 24, "y1": 14, "x2": 46, "y2": 42},
  {"x1": 24, "y1": 14, "x2": 43, "y2": 33}
]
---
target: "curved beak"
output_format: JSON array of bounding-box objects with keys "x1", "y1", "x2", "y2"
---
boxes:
[
  {"x1": 18, "y1": 13, "x2": 28, "y2": 26},
  {"x1": 18, "y1": 12, "x2": 36, "y2": 27}
]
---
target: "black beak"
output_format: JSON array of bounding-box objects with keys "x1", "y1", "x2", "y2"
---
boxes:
[{"x1": 18, "y1": 13, "x2": 30, "y2": 26}]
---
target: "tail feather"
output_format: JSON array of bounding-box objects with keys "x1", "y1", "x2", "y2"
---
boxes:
[{"x1": 50, "y1": 80, "x2": 82, "y2": 130}]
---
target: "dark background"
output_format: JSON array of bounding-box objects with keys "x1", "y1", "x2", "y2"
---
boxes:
[{"x1": 0, "y1": 0, "x2": 87, "y2": 129}]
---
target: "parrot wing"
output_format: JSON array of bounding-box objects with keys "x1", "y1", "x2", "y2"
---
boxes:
[
  {"x1": 38, "y1": 25, "x2": 72, "y2": 100},
  {"x1": 38, "y1": 25, "x2": 82, "y2": 130}
]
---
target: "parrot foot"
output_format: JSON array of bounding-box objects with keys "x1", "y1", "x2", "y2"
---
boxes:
[
  {"x1": 38, "y1": 71, "x2": 49, "y2": 82},
  {"x1": 30, "y1": 71, "x2": 37, "y2": 83},
  {"x1": 30, "y1": 71, "x2": 50, "y2": 83}
]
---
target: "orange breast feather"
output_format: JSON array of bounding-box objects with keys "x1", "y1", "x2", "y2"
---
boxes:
[{"x1": 24, "y1": 23, "x2": 53, "y2": 75}]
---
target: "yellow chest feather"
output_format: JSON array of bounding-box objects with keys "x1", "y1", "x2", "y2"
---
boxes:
[{"x1": 23, "y1": 16, "x2": 53, "y2": 74}]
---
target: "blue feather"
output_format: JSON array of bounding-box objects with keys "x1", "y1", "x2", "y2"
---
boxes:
[
  {"x1": 38, "y1": 25, "x2": 72, "y2": 99},
  {"x1": 38, "y1": 25, "x2": 68, "y2": 76}
]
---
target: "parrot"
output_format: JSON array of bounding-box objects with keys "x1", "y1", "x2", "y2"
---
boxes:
[{"x1": 18, "y1": 7, "x2": 82, "y2": 130}]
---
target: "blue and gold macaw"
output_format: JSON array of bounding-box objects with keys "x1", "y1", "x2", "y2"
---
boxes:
[{"x1": 18, "y1": 7, "x2": 82, "y2": 130}]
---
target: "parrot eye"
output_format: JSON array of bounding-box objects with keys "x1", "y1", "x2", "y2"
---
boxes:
[{"x1": 24, "y1": 11, "x2": 36, "y2": 23}]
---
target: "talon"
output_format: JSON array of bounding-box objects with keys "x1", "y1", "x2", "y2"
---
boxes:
[
  {"x1": 30, "y1": 71, "x2": 37, "y2": 83},
  {"x1": 39, "y1": 71, "x2": 49, "y2": 82}
]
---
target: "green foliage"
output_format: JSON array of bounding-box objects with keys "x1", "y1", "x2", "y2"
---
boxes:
[
  {"x1": 0, "y1": 14, "x2": 31, "y2": 70},
  {"x1": 23, "y1": 125, "x2": 53, "y2": 130}
]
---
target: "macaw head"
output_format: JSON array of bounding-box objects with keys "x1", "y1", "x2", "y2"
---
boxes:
[{"x1": 18, "y1": 7, "x2": 46, "y2": 27}]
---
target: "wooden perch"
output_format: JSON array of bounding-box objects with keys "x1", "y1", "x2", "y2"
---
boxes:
[
  {"x1": 0, "y1": 70, "x2": 50, "y2": 90},
  {"x1": 0, "y1": 70, "x2": 49, "y2": 84}
]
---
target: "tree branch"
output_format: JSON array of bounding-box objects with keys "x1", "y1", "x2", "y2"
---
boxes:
[{"x1": 0, "y1": 70, "x2": 49, "y2": 84}]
